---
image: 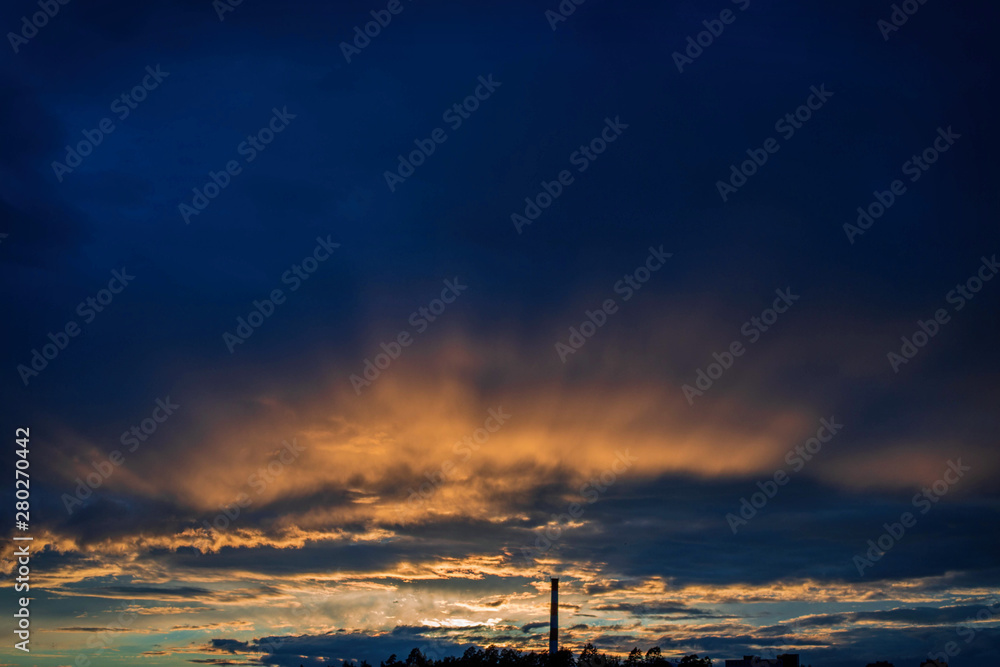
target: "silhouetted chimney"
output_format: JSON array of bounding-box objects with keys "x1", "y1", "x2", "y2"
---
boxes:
[{"x1": 549, "y1": 578, "x2": 558, "y2": 657}]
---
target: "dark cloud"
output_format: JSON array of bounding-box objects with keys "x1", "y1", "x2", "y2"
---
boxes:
[
  {"x1": 770, "y1": 604, "x2": 1000, "y2": 629},
  {"x1": 210, "y1": 628, "x2": 472, "y2": 667},
  {"x1": 210, "y1": 638, "x2": 253, "y2": 653},
  {"x1": 99, "y1": 585, "x2": 215, "y2": 598},
  {"x1": 590, "y1": 602, "x2": 722, "y2": 619},
  {"x1": 520, "y1": 622, "x2": 549, "y2": 634}
]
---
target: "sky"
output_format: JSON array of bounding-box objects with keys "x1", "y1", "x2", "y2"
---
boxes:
[{"x1": 1, "y1": 0, "x2": 999, "y2": 666}]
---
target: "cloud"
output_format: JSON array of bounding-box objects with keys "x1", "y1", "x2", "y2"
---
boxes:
[
  {"x1": 520, "y1": 622, "x2": 549, "y2": 634},
  {"x1": 201, "y1": 628, "x2": 471, "y2": 667},
  {"x1": 590, "y1": 602, "x2": 723, "y2": 618},
  {"x1": 210, "y1": 638, "x2": 252, "y2": 653}
]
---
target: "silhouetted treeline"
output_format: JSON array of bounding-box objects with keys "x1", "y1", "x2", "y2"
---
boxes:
[{"x1": 320, "y1": 644, "x2": 712, "y2": 667}]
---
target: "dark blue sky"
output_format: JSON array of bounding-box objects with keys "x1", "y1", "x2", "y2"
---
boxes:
[{"x1": 2, "y1": 1, "x2": 999, "y2": 666}]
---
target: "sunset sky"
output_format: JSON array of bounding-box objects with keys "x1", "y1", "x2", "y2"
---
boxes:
[{"x1": 2, "y1": 1, "x2": 999, "y2": 666}]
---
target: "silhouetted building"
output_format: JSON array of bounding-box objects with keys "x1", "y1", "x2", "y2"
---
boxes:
[
  {"x1": 864, "y1": 662, "x2": 894, "y2": 667},
  {"x1": 549, "y1": 578, "x2": 558, "y2": 657},
  {"x1": 921, "y1": 661, "x2": 948, "y2": 667},
  {"x1": 725, "y1": 655, "x2": 798, "y2": 667}
]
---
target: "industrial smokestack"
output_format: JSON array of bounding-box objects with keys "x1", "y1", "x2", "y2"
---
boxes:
[{"x1": 549, "y1": 577, "x2": 558, "y2": 657}]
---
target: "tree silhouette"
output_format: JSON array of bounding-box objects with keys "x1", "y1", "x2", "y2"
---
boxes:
[
  {"x1": 578, "y1": 643, "x2": 601, "y2": 667},
  {"x1": 407, "y1": 648, "x2": 430, "y2": 667},
  {"x1": 646, "y1": 646, "x2": 670, "y2": 667},
  {"x1": 550, "y1": 647, "x2": 576, "y2": 667},
  {"x1": 365, "y1": 644, "x2": 716, "y2": 667}
]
